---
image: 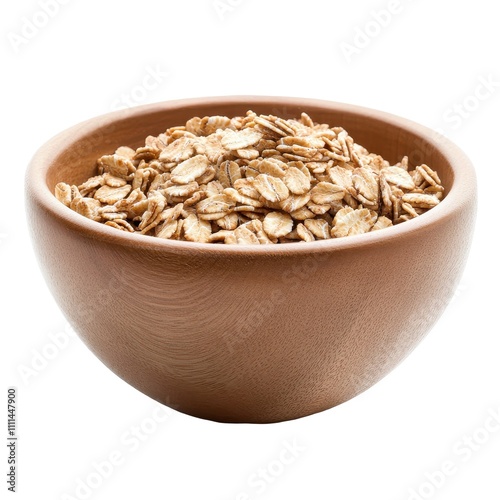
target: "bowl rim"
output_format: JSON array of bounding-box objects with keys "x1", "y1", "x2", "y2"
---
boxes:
[{"x1": 26, "y1": 95, "x2": 477, "y2": 256}]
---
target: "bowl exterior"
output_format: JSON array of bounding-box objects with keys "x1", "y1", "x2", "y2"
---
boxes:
[{"x1": 25, "y1": 97, "x2": 477, "y2": 423}]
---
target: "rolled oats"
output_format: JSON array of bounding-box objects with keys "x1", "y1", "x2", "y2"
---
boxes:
[
  {"x1": 304, "y1": 218, "x2": 331, "y2": 239},
  {"x1": 97, "y1": 154, "x2": 135, "y2": 179},
  {"x1": 55, "y1": 182, "x2": 72, "y2": 207},
  {"x1": 156, "y1": 219, "x2": 178, "y2": 239},
  {"x1": 170, "y1": 155, "x2": 209, "y2": 184},
  {"x1": 233, "y1": 224, "x2": 261, "y2": 245},
  {"x1": 183, "y1": 214, "x2": 211, "y2": 243},
  {"x1": 381, "y1": 166, "x2": 415, "y2": 190},
  {"x1": 263, "y1": 212, "x2": 294, "y2": 239},
  {"x1": 284, "y1": 166, "x2": 311, "y2": 195},
  {"x1": 94, "y1": 184, "x2": 132, "y2": 204},
  {"x1": 138, "y1": 192, "x2": 165, "y2": 233},
  {"x1": 105, "y1": 219, "x2": 135, "y2": 232},
  {"x1": 253, "y1": 174, "x2": 290, "y2": 203},
  {"x1": 56, "y1": 111, "x2": 445, "y2": 244},
  {"x1": 351, "y1": 167, "x2": 379, "y2": 206},
  {"x1": 401, "y1": 193, "x2": 440, "y2": 209},
  {"x1": 70, "y1": 197, "x2": 102, "y2": 222},
  {"x1": 332, "y1": 207, "x2": 377, "y2": 238},
  {"x1": 310, "y1": 182, "x2": 345, "y2": 205},
  {"x1": 371, "y1": 216, "x2": 393, "y2": 231},
  {"x1": 221, "y1": 128, "x2": 262, "y2": 151},
  {"x1": 280, "y1": 193, "x2": 311, "y2": 213},
  {"x1": 297, "y1": 223, "x2": 315, "y2": 242}
]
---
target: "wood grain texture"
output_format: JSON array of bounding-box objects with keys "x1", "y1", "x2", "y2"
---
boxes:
[{"x1": 25, "y1": 97, "x2": 477, "y2": 423}]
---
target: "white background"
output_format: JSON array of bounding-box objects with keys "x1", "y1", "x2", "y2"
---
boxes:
[{"x1": 1, "y1": 1, "x2": 499, "y2": 499}]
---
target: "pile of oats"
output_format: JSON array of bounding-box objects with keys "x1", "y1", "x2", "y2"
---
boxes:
[{"x1": 55, "y1": 111, "x2": 444, "y2": 244}]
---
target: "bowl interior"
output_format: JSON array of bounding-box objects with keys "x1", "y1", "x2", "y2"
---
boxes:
[{"x1": 45, "y1": 98, "x2": 455, "y2": 198}]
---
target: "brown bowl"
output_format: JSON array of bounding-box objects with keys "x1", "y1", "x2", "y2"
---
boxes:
[{"x1": 25, "y1": 96, "x2": 477, "y2": 423}]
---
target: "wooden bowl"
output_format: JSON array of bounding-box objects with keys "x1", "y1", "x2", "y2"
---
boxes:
[{"x1": 25, "y1": 97, "x2": 477, "y2": 423}]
